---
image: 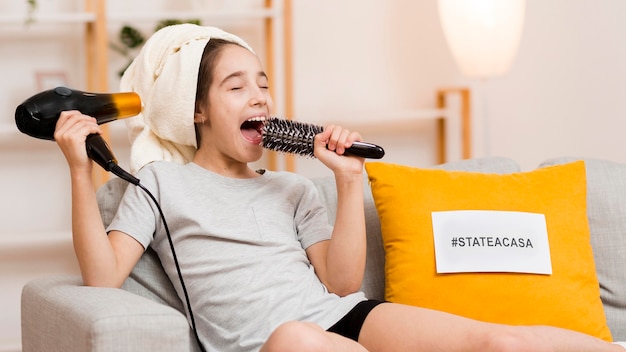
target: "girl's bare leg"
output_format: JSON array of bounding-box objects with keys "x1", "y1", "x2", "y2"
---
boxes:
[
  {"x1": 358, "y1": 302, "x2": 624, "y2": 352},
  {"x1": 261, "y1": 321, "x2": 369, "y2": 352}
]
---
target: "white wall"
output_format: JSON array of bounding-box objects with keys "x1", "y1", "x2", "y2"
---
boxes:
[
  {"x1": 1, "y1": 0, "x2": 626, "y2": 350},
  {"x1": 290, "y1": 0, "x2": 626, "y2": 175},
  {"x1": 484, "y1": 0, "x2": 626, "y2": 170},
  {"x1": 291, "y1": 0, "x2": 460, "y2": 177}
]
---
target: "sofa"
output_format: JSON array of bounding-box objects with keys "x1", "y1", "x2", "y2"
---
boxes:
[{"x1": 21, "y1": 156, "x2": 626, "y2": 351}]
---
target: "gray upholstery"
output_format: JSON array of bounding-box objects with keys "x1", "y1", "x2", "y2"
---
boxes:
[
  {"x1": 35, "y1": 156, "x2": 626, "y2": 351},
  {"x1": 539, "y1": 157, "x2": 626, "y2": 340},
  {"x1": 21, "y1": 275, "x2": 197, "y2": 352}
]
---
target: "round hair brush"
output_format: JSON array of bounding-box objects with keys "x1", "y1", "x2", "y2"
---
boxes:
[{"x1": 262, "y1": 117, "x2": 385, "y2": 159}]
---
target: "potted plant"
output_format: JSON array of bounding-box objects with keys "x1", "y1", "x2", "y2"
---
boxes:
[
  {"x1": 26, "y1": 0, "x2": 37, "y2": 24},
  {"x1": 110, "y1": 19, "x2": 201, "y2": 77}
]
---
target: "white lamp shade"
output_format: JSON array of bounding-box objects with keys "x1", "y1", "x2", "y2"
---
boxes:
[{"x1": 438, "y1": 0, "x2": 525, "y2": 78}]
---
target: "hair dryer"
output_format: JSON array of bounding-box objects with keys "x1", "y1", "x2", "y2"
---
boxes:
[
  {"x1": 15, "y1": 86, "x2": 141, "y2": 140},
  {"x1": 14, "y1": 86, "x2": 142, "y2": 185}
]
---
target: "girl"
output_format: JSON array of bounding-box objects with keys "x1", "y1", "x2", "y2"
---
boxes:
[{"x1": 53, "y1": 24, "x2": 623, "y2": 352}]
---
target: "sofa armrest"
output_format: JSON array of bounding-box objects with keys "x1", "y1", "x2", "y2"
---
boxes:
[{"x1": 21, "y1": 275, "x2": 199, "y2": 352}]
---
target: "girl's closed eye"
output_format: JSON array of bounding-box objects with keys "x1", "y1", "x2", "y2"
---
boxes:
[
  {"x1": 226, "y1": 79, "x2": 244, "y2": 91},
  {"x1": 258, "y1": 74, "x2": 269, "y2": 90}
]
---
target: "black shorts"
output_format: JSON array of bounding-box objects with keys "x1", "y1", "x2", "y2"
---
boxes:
[{"x1": 327, "y1": 299, "x2": 386, "y2": 341}]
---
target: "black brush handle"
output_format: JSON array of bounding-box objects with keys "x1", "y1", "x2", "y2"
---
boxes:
[{"x1": 342, "y1": 141, "x2": 385, "y2": 159}]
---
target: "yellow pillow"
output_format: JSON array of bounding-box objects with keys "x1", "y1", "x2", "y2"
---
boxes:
[{"x1": 365, "y1": 161, "x2": 612, "y2": 341}]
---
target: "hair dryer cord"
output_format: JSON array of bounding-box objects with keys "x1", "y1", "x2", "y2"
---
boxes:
[{"x1": 83, "y1": 134, "x2": 205, "y2": 351}]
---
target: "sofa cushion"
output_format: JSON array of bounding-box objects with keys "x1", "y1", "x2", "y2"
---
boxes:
[
  {"x1": 97, "y1": 178, "x2": 185, "y2": 313},
  {"x1": 539, "y1": 157, "x2": 626, "y2": 341},
  {"x1": 312, "y1": 156, "x2": 523, "y2": 301},
  {"x1": 365, "y1": 160, "x2": 612, "y2": 341},
  {"x1": 312, "y1": 175, "x2": 385, "y2": 300}
]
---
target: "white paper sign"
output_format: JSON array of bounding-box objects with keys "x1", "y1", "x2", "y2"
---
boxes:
[{"x1": 431, "y1": 210, "x2": 552, "y2": 275}]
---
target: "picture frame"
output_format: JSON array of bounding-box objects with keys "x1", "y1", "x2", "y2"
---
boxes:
[{"x1": 35, "y1": 71, "x2": 69, "y2": 90}]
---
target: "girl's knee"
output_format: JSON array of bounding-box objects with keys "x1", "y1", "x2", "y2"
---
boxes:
[{"x1": 263, "y1": 321, "x2": 329, "y2": 352}]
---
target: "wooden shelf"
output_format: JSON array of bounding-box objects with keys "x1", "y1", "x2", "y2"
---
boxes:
[
  {"x1": 0, "y1": 123, "x2": 17, "y2": 136},
  {"x1": 302, "y1": 88, "x2": 471, "y2": 164},
  {"x1": 0, "y1": 123, "x2": 25, "y2": 147},
  {"x1": 0, "y1": 12, "x2": 96, "y2": 24},
  {"x1": 107, "y1": 8, "x2": 281, "y2": 23},
  {"x1": 0, "y1": 230, "x2": 72, "y2": 251},
  {"x1": 0, "y1": 123, "x2": 63, "y2": 150}
]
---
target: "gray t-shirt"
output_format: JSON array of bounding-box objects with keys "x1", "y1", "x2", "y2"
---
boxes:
[{"x1": 108, "y1": 161, "x2": 366, "y2": 351}]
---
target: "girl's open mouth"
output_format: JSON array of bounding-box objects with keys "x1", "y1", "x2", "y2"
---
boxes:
[{"x1": 240, "y1": 117, "x2": 266, "y2": 145}]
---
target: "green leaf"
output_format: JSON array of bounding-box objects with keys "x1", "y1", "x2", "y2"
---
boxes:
[
  {"x1": 120, "y1": 25, "x2": 144, "y2": 49},
  {"x1": 155, "y1": 19, "x2": 201, "y2": 32}
]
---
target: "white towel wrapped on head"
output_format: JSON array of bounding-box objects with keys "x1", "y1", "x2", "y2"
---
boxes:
[{"x1": 120, "y1": 24, "x2": 253, "y2": 174}]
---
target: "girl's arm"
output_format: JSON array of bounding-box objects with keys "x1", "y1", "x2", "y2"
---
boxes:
[
  {"x1": 306, "y1": 125, "x2": 366, "y2": 296},
  {"x1": 55, "y1": 111, "x2": 144, "y2": 288}
]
